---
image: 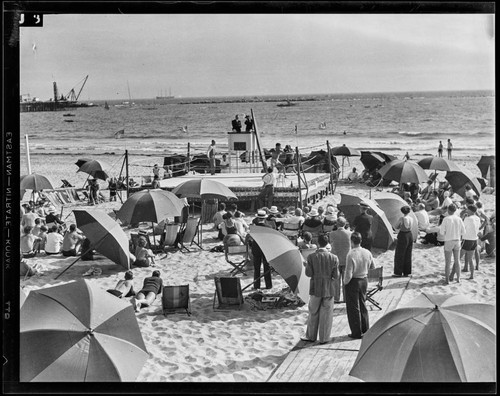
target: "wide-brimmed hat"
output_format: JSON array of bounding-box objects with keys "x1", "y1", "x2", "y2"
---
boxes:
[
  {"x1": 256, "y1": 210, "x2": 267, "y2": 218},
  {"x1": 359, "y1": 202, "x2": 370, "y2": 209},
  {"x1": 326, "y1": 206, "x2": 335, "y2": 214},
  {"x1": 268, "y1": 206, "x2": 280, "y2": 214},
  {"x1": 309, "y1": 208, "x2": 319, "y2": 217}
]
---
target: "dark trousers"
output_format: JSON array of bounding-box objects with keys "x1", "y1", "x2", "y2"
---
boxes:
[
  {"x1": 209, "y1": 157, "x2": 216, "y2": 175},
  {"x1": 394, "y1": 231, "x2": 413, "y2": 276},
  {"x1": 360, "y1": 234, "x2": 373, "y2": 251},
  {"x1": 252, "y1": 246, "x2": 272, "y2": 289},
  {"x1": 257, "y1": 185, "x2": 274, "y2": 209},
  {"x1": 345, "y1": 277, "x2": 369, "y2": 338}
]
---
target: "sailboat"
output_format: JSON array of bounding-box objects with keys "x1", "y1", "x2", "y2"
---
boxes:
[
  {"x1": 104, "y1": 101, "x2": 110, "y2": 110},
  {"x1": 156, "y1": 87, "x2": 174, "y2": 99},
  {"x1": 115, "y1": 81, "x2": 136, "y2": 108}
]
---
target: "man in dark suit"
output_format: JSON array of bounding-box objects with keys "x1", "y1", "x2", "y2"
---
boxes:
[{"x1": 352, "y1": 202, "x2": 373, "y2": 251}]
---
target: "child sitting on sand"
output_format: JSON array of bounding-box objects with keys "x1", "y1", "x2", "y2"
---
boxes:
[
  {"x1": 134, "y1": 236, "x2": 156, "y2": 267},
  {"x1": 107, "y1": 270, "x2": 136, "y2": 298}
]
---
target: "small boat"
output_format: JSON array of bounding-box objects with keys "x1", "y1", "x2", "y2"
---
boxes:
[
  {"x1": 63, "y1": 113, "x2": 75, "y2": 117},
  {"x1": 277, "y1": 100, "x2": 296, "y2": 107},
  {"x1": 64, "y1": 119, "x2": 74, "y2": 122}
]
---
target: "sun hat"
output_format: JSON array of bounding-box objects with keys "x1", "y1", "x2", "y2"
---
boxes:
[
  {"x1": 326, "y1": 206, "x2": 335, "y2": 214},
  {"x1": 256, "y1": 210, "x2": 267, "y2": 218},
  {"x1": 309, "y1": 208, "x2": 319, "y2": 217},
  {"x1": 268, "y1": 206, "x2": 280, "y2": 214},
  {"x1": 359, "y1": 202, "x2": 370, "y2": 208}
]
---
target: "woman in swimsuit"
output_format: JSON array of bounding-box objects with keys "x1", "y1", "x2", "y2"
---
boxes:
[
  {"x1": 131, "y1": 270, "x2": 163, "y2": 312},
  {"x1": 107, "y1": 270, "x2": 135, "y2": 298}
]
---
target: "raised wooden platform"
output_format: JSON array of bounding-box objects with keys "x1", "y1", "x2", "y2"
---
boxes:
[{"x1": 267, "y1": 273, "x2": 411, "y2": 382}]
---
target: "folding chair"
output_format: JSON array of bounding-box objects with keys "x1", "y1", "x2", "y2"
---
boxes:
[
  {"x1": 367, "y1": 266, "x2": 384, "y2": 310},
  {"x1": 162, "y1": 285, "x2": 191, "y2": 316},
  {"x1": 224, "y1": 242, "x2": 249, "y2": 276},
  {"x1": 160, "y1": 223, "x2": 181, "y2": 252},
  {"x1": 302, "y1": 224, "x2": 323, "y2": 245},
  {"x1": 281, "y1": 222, "x2": 301, "y2": 245},
  {"x1": 179, "y1": 217, "x2": 202, "y2": 252},
  {"x1": 61, "y1": 179, "x2": 73, "y2": 188},
  {"x1": 213, "y1": 277, "x2": 244, "y2": 311}
]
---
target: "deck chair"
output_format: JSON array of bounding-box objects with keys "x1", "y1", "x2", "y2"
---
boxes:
[
  {"x1": 213, "y1": 277, "x2": 244, "y2": 311},
  {"x1": 179, "y1": 217, "x2": 202, "y2": 252},
  {"x1": 300, "y1": 247, "x2": 317, "y2": 261},
  {"x1": 302, "y1": 224, "x2": 323, "y2": 244},
  {"x1": 367, "y1": 266, "x2": 384, "y2": 310},
  {"x1": 224, "y1": 242, "x2": 249, "y2": 276},
  {"x1": 281, "y1": 222, "x2": 301, "y2": 244},
  {"x1": 160, "y1": 223, "x2": 181, "y2": 252},
  {"x1": 162, "y1": 285, "x2": 191, "y2": 316},
  {"x1": 61, "y1": 179, "x2": 73, "y2": 188}
]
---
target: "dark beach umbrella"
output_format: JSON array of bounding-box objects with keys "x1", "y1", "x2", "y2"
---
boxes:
[
  {"x1": 477, "y1": 156, "x2": 495, "y2": 188},
  {"x1": 20, "y1": 173, "x2": 54, "y2": 192},
  {"x1": 20, "y1": 279, "x2": 148, "y2": 382},
  {"x1": 373, "y1": 152, "x2": 397, "y2": 163},
  {"x1": 445, "y1": 170, "x2": 482, "y2": 199},
  {"x1": 74, "y1": 158, "x2": 94, "y2": 168},
  {"x1": 378, "y1": 160, "x2": 428, "y2": 185},
  {"x1": 116, "y1": 189, "x2": 185, "y2": 225},
  {"x1": 77, "y1": 159, "x2": 110, "y2": 181},
  {"x1": 73, "y1": 209, "x2": 133, "y2": 269},
  {"x1": 330, "y1": 144, "x2": 361, "y2": 157},
  {"x1": 477, "y1": 177, "x2": 487, "y2": 190},
  {"x1": 172, "y1": 178, "x2": 237, "y2": 201},
  {"x1": 374, "y1": 192, "x2": 419, "y2": 242},
  {"x1": 338, "y1": 193, "x2": 396, "y2": 251},
  {"x1": 349, "y1": 293, "x2": 496, "y2": 382},
  {"x1": 248, "y1": 225, "x2": 310, "y2": 305},
  {"x1": 360, "y1": 151, "x2": 386, "y2": 172},
  {"x1": 417, "y1": 156, "x2": 462, "y2": 172}
]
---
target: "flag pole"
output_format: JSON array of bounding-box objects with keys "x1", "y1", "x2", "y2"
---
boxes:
[{"x1": 25, "y1": 135, "x2": 32, "y2": 174}]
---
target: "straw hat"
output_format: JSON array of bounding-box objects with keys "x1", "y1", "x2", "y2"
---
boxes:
[
  {"x1": 309, "y1": 208, "x2": 319, "y2": 217},
  {"x1": 326, "y1": 206, "x2": 335, "y2": 214},
  {"x1": 256, "y1": 210, "x2": 267, "y2": 218},
  {"x1": 268, "y1": 206, "x2": 280, "y2": 214}
]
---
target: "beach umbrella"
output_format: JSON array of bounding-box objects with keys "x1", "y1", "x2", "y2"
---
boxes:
[
  {"x1": 77, "y1": 159, "x2": 110, "y2": 181},
  {"x1": 417, "y1": 156, "x2": 462, "y2": 172},
  {"x1": 20, "y1": 173, "x2": 54, "y2": 192},
  {"x1": 116, "y1": 189, "x2": 185, "y2": 225},
  {"x1": 477, "y1": 177, "x2": 487, "y2": 190},
  {"x1": 360, "y1": 151, "x2": 386, "y2": 172},
  {"x1": 74, "y1": 157, "x2": 94, "y2": 168},
  {"x1": 20, "y1": 287, "x2": 27, "y2": 309},
  {"x1": 374, "y1": 193, "x2": 419, "y2": 242},
  {"x1": 349, "y1": 293, "x2": 496, "y2": 382},
  {"x1": 247, "y1": 225, "x2": 310, "y2": 305},
  {"x1": 445, "y1": 170, "x2": 482, "y2": 199},
  {"x1": 20, "y1": 279, "x2": 149, "y2": 382},
  {"x1": 338, "y1": 193, "x2": 396, "y2": 251},
  {"x1": 171, "y1": 178, "x2": 237, "y2": 200},
  {"x1": 330, "y1": 144, "x2": 361, "y2": 179},
  {"x1": 73, "y1": 209, "x2": 133, "y2": 269},
  {"x1": 378, "y1": 159, "x2": 428, "y2": 185},
  {"x1": 477, "y1": 156, "x2": 495, "y2": 188}
]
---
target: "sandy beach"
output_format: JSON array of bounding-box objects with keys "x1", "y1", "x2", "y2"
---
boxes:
[{"x1": 19, "y1": 152, "x2": 496, "y2": 382}]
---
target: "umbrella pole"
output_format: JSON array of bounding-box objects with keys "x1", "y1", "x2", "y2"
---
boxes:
[{"x1": 241, "y1": 268, "x2": 273, "y2": 293}]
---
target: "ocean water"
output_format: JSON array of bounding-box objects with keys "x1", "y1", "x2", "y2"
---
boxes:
[{"x1": 20, "y1": 90, "x2": 495, "y2": 160}]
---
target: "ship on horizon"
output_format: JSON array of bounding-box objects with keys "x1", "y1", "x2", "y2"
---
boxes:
[{"x1": 156, "y1": 87, "x2": 175, "y2": 99}]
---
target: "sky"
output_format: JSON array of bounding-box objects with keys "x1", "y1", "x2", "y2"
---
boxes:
[{"x1": 19, "y1": 12, "x2": 495, "y2": 100}]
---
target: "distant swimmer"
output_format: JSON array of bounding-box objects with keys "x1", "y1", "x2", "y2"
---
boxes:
[
  {"x1": 319, "y1": 122, "x2": 327, "y2": 130},
  {"x1": 343, "y1": 130, "x2": 347, "y2": 135},
  {"x1": 180, "y1": 125, "x2": 188, "y2": 133}
]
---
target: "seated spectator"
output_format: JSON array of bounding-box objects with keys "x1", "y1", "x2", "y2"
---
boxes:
[
  {"x1": 222, "y1": 212, "x2": 244, "y2": 246},
  {"x1": 213, "y1": 202, "x2": 226, "y2": 239},
  {"x1": 20, "y1": 226, "x2": 42, "y2": 258},
  {"x1": 62, "y1": 224, "x2": 85, "y2": 257},
  {"x1": 107, "y1": 270, "x2": 136, "y2": 298},
  {"x1": 45, "y1": 225, "x2": 64, "y2": 255},
  {"x1": 424, "y1": 191, "x2": 440, "y2": 212},
  {"x1": 45, "y1": 206, "x2": 65, "y2": 227},
  {"x1": 266, "y1": 206, "x2": 281, "y2": 228},
  {"x1": 420, "y1": 180, "x2": 434, "y2": 201},
  {"x1": 303, "y1": 208, "x2": 323, "y2": 228},
  {"x1": 80, "y1": 237, "x2": 95, "y2": 261},
  {"x1": 414, "y1": 203, "x2": 430, "y2": 231},
  {"x1": 347, "y1": 167, "x2": 359, "y2": 182},
  {"x1": 131, "y1": 270, "x2": 163, "y2": 312},
  {"x1": 38, "y1": 225, "x2": 48, "y2": 252},
  {"x1": 32, "y1": 218, "x2": 43, "y2": 237},
  {"x1": 282, "y1": 208, "x2": 305, "y2": 234},
  {"x1": 21, "y1": 205, "x2": 38, "y2": 229},
  {"x1": 302, "y1": 206, "x2": 311, "y2": 218},
  {"x1": 134, "y1": 236, "x2": 156, "y2": 267},
  {"x1": 252, "y1": 209, "x2": 270, "y2": 226},
  {"x1": 234, "y1": 210, "x2": 249, "y2": 238},
  {"x1": 297, "y1": 231, "x2": 317, "y2": 250},
  {"x1": 464, "y1": 184, "x2": 475, "y2": 200},
  {"x1": 323, "y1": 206, "x2": 337, "y2": 227},
  {"x1": 421, "y1": 216, "x2": 445, "y2": 246}
]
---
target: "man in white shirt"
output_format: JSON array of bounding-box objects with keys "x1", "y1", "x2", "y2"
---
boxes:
[
  {"x1": 461, "y1": 205, "x2": 481, "y2": 279},
  {"x1": 439, "y1": 204, "x2": 465, "y2": 284},
  {"x1": 220, "y1": 154, "x2": 230, "y2": 173},
  {"x1": 257, "y1": 167, "x2": 276, "y2": 208},
  {"x1": 414, "y1": 203, "x2": 430, "y2": 231},
  {"x1": 347, "y1": 168, "x2": 359, "y2": 182},
  {"x1": 45, "y1": 225, "x2": 64, "y2": 255}
]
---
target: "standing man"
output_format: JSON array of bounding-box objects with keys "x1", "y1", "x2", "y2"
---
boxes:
[
  {"x1": 462, "y1": 205, "x2": 481, "y2": 279},
  {"x1": 271, "y1": 143, "x2": 283, "y2": 169},
  {"x1": 329, "y1": 217, "x2": 352, "y2": 303},
  {"x1": 447, "y1": 139, "x2": 453, "y2": 160},
  {"x1": 249, "y1": 210, "x2": 274, "y2": 290},
  {"x1": 439, "y1": 204, "x2": 465, "y2": 284},
  {"x1": 301, "y1": 235, "x2": 339, "y2": 344},
  {"x1": 207, "y1": 140, "x2": 217, "y2": 175},
  {"x1": 438, "y1": 141, "x2": 443, "y2": 157},
  {"x1": 257, "y1": 166, "x2": 275, "y2": 208},
  {"x1": 244, "y1": 114, "x2": 253, "y2": 132},
  {"x1": 344, "y1": 232, "x2": 375, "y2": 339},
  {"x1": 152, "y1": 163, "x2": 160, "y2": 178},
  {"x1": 231, "y1": 114, "x2": 242, "y2": 132},
  {"x1": 352, "y1": 202, "x2": 373, "y2": 251}
]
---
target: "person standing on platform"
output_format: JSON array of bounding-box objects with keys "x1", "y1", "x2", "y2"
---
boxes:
[
  {"x1": 244, "y1": 114, "x2": 253, "y2": 132},
  {"x1": 393, "y1": 206, "x2": 414, "y2": 277},
  {"x1": 271, "y1": 143, "x2": 283, "y2": 169},
  {"x1": 344, "y1": 232, "x2": 375, "y2": 339},
  {"x1": 152, "y1": 163, "x2": 161, "y2": 178},
  {"x1": 231, "y1": 114, "x2": 242, "y2": 132},
  {"x1": 329, "y1": 217, "x2": 352, "y2": 303},
  {"x1": 438, "y1": 141, "x2": 444, "y2": 157},
  {"x1": 207, "y1": 140, "x2": 217, "y2": 175},
  {"x1": 300, "y1": 235, "x2": 339, "y2": 344},
  {"x1": 352, "y1": 202, "x2": 373, "y2": 251},
  {"x1": 447, "y1": 139, "x2": 453, "y2": 160},
  {"x1": 257, "y1": 166, "x2": 275, "y2": 208}
]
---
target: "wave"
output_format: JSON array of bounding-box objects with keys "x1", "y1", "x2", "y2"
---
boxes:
[{"x1": 393, "y1": 130, "x2": 492, "y2": 137}]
